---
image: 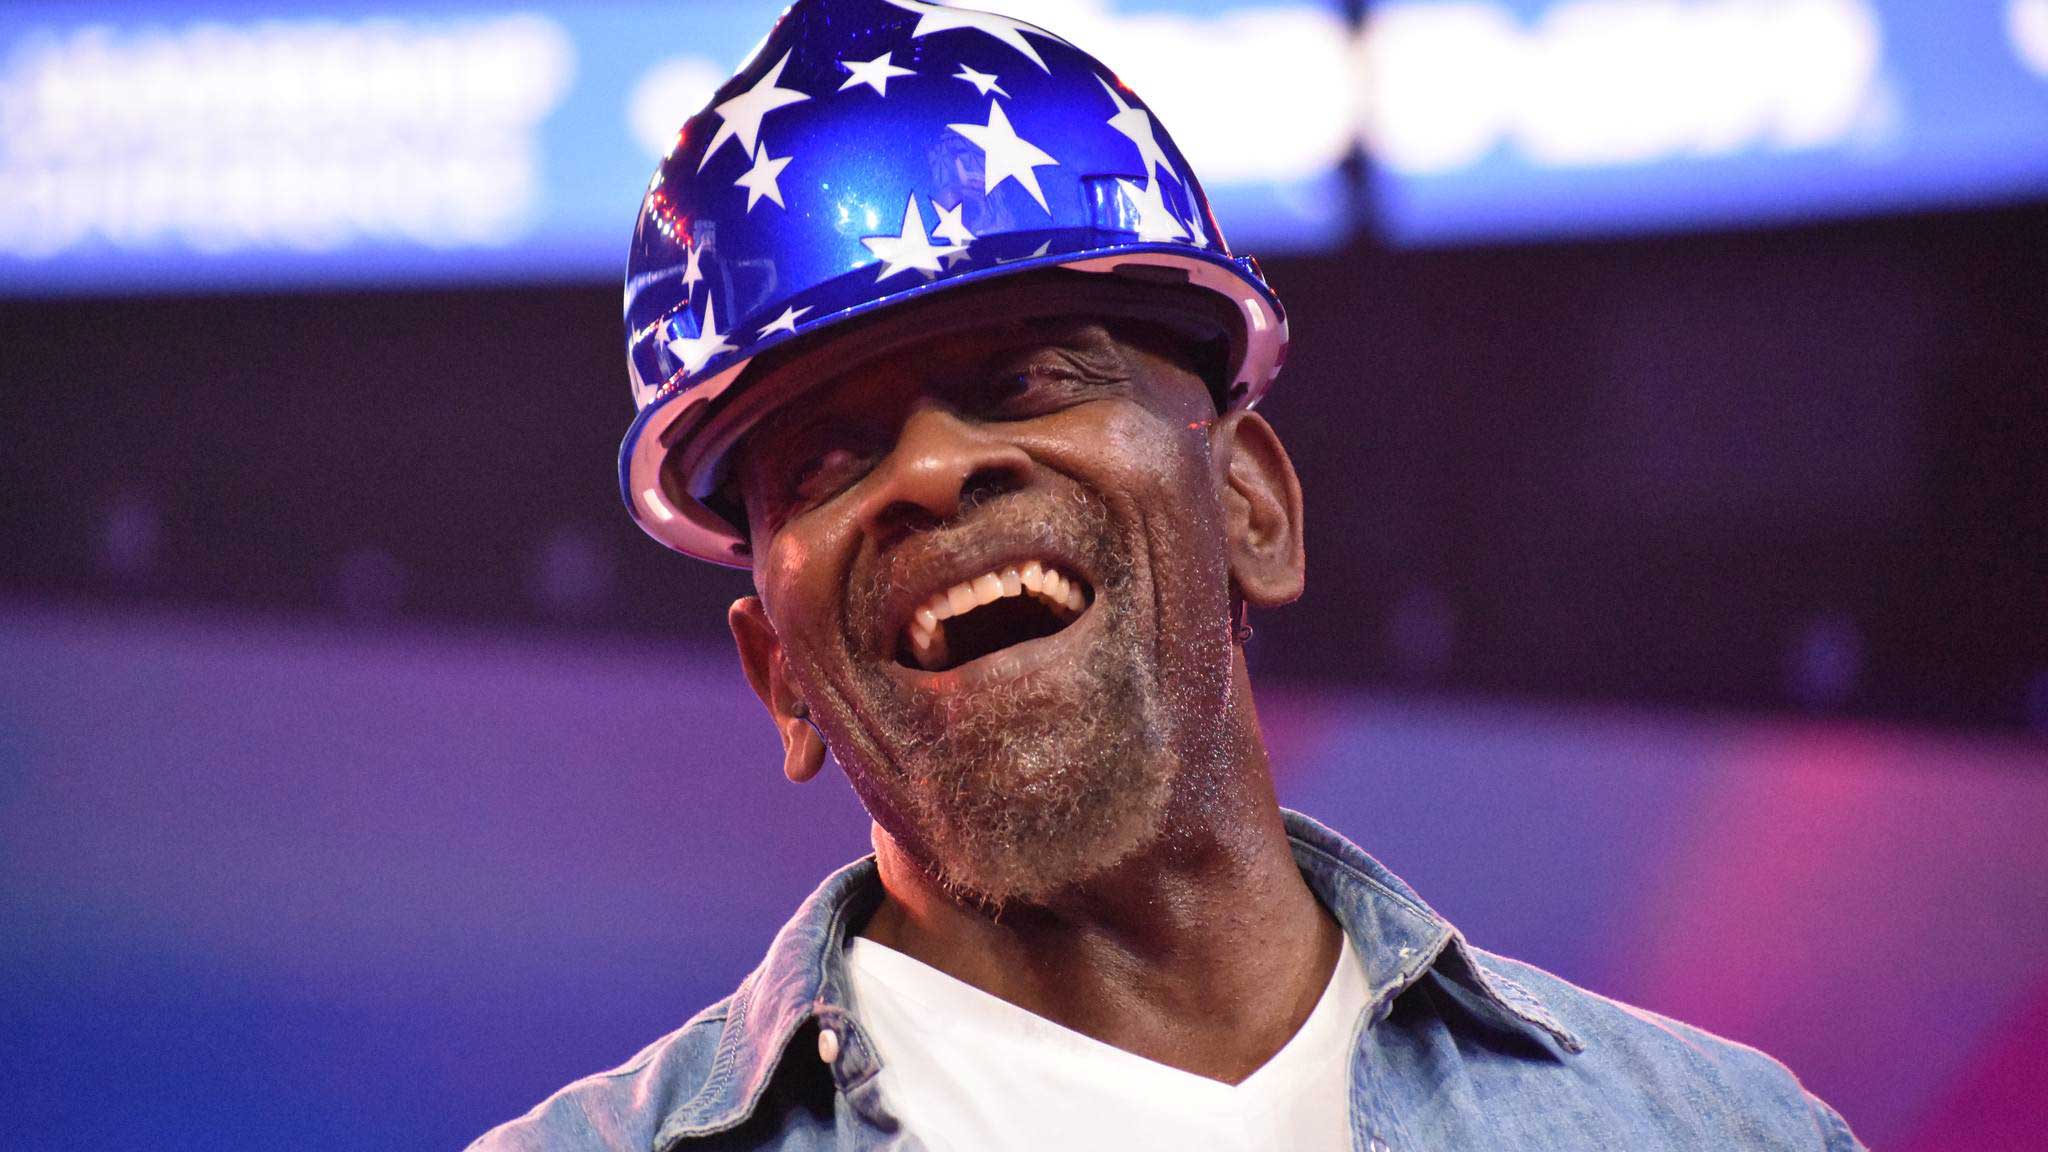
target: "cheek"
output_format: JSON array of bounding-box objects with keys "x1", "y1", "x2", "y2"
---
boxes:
[
  {"x1": 759, "y1": 529, "x2": 839, "y2": 661},
  {"x1": 759, "y1": 489, "x2": 870, "y2": 606},
  {"x1": 758, "y1": 506, "x2": 873, "y2": 683},
  {"x1": 1121, "y1": 420, "x2": 1234, "y2": 610},
  {"x1": 1097, "y1": 407, "x2": 1222, "y2": 525},
  {"x1": 763, "y1": 529, "x2": 815, "y2": 591}
]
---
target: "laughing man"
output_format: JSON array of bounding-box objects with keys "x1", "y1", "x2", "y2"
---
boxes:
[{"x1": 474, "y1": 2, "x2": 1866, "y2": 1149}]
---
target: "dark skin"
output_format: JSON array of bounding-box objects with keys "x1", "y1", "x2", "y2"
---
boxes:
[{"x1": 723, "y1": 307, "x2": 1337, "y2": 1084}]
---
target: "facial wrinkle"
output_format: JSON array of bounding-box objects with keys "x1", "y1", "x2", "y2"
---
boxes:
[{"x1": 829, "y1": 484, "x2": 1176, "y2": 907}]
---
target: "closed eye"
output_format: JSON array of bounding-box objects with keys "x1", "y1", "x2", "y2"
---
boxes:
[
  {"x1": 974, "y1": 362, "x2": 1101, "y2": 420},
  {"x1": 793, "y1": 445, "x2": 875, "y2": 504}
]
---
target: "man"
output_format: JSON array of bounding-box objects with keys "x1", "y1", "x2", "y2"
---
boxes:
[{"x1": 476, "y1": 1, "x2": 1865, "y2": 1148}]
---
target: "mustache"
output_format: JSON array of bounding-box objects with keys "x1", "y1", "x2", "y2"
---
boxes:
[{"x1": 844, "y1": 488, "x2": 1121, "y2": 655}]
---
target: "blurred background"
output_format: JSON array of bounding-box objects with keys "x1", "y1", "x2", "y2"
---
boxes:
[{"x1": 3, "y1": 0, "x2": 2045, "y2": 1148}]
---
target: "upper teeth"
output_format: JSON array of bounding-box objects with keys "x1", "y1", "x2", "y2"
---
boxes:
[{"x1": 905, "y1": 560, "x2": 1088, "y2": 670}]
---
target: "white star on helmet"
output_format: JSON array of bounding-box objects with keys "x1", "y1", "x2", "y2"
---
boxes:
[
  {"x1": 1117, "y1": 174, "x2": 1188, "y2": 243},
  {"x1": 932, "y1": 199, "x2": 978, "y2": 267},
  {"x1": 953, "y1": 64, "x2": 1008, "y2": 99},
  {"x1": 756, "y1": 304, "x2": 812, "y2": 339},
  {"x1": 698, "y1": 50, "x2": 810, "y2": 173},
  {"x1": 839, "y1": 51, "x2": 915, "y2": 97},
  {"x1": 1098, "y1": 76, "x2": 1173, "y2": 180},
  {"x1": 883, "y1": 0, "x2": 1066, "y2": 72},
  {"x1": 680, "y1": 241, "x2": 705, "y2": 293},
  {"x1": 948, "y1": 100, "x2": 1060, "y2": 214},
  {"x1": 862, "y1": 195, "x2": 965, "y2": 282},
  {"x1": 666, "y1": 293, "x2": 738, "y2": 376},
  {"x1": 734, "y1": 143, "x2": 792, "y2": 212}
]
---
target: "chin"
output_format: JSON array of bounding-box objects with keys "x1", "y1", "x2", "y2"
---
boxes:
[
  {"x1": 919, "y1": 729, "x2": 1176, "y2": 910},
  {"x1": 848, "y1": 591, "x2": 1179, "y2": 909}
]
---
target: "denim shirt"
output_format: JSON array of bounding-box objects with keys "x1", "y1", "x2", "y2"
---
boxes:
[{"x1": 473, "y1": 810, "x2": 1864, "y2": 1151}]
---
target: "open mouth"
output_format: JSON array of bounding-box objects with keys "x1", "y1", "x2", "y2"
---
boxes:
[{"x1": 899, "y1": 560, "x2": 1093, "y2": 672}]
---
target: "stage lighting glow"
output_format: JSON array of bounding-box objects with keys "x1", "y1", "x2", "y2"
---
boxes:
[
  {"x1": 627, "y1": 56, "x2": 732, "y2": 161},
  {"x1": 1363, "y1": 0, "x2": 2048, "y2": 243},
  {"x1": 0, "y1": 14, "x2": 576, "y2": 261},
  {"x1": 1017, "y1": 0, "x2": 1354, "y2": 186},
  {"x1": 0, "y1": 0, "x2": 1351, "y2": 297},
  {"x1": 1361, "y1": 0, "x2": 1882, "y2": 176},
  {"x1": 2013, "y1": 0, "x2": 2048, "y2": 78}
]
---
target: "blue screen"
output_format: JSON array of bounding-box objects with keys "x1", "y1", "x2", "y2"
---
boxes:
[
  {"x1": 0, "y1": 0, "x2": 1353, "y2": 296},
  {"x1": 1362, "y1": 0, "x2": 2048, "y2": 243},
  {"x1": 7, "y1": 0, "x2": 2042, "y2": 292}
]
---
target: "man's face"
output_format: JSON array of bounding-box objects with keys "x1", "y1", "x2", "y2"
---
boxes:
[{"x1": 730, "y1": 313, "x2": 1241, "y2": 906}]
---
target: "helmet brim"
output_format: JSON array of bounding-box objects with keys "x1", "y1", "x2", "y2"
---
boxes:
[{"x1": 619, "y1": 242, "x2": 1287, "y2": 567}]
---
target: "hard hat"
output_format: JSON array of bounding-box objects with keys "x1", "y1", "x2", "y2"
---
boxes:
[{"x1": 621, "y1": 0, "x2": 1289, "y2": 566}]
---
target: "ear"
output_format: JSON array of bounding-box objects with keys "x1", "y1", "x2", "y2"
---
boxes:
[
  {"x1": 1209, "y1": 410, "x2": 1305, "y2": 608},
  {"x1": 729, "y1": 596, "x2": 828, "y2": 783}
]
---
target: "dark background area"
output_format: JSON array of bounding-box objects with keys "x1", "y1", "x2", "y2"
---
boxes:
[{"x1": 8, "y1": 199, "x2": 2043, "y2": 732}]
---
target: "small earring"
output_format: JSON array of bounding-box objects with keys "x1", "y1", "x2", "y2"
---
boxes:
[{"x1": 790, "y1": 700, "x2": 809, "y2": 720}]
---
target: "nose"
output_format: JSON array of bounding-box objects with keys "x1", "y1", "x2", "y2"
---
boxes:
[{"x1": 855, "y1": 402, "x2": 1033, "y2": 542}]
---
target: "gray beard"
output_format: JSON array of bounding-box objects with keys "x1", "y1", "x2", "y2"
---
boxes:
[
  {"x1": 833, "y1": 494, "x2": 1179, "y2": 908},
  {"x1": 871, "y1": 607, "x2": 1170, "y2": 908}
]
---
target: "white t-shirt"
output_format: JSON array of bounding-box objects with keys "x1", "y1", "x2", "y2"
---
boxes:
[{"x1": 842, "y1": 931, "x2": 1368, "y2": 1152}]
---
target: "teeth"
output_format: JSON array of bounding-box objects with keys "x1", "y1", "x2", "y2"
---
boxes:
[
  {"x1": 947, "y1": 583, "x2": 977, "y2": 617},
  {"x1": 972, "y1": 573, "x2": 1003, "y2": 605},
  {"x1": 909, "y1": 621, "x2": 947, "y2": 669},
  {"x1": 904, "y1": 560, "x2": 1091, "y2": 671}
]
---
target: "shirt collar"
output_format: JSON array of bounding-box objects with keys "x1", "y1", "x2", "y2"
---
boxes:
[
  {"x1": 1280, "y1": 809, "x2": 1583, "y2": 1055},
  {"x1": 654, "y1": 853, "x2": 883, "y2": 1148},
  {"x1": 656, "y1": 808, "x2": 1579, "y2": 1146}
]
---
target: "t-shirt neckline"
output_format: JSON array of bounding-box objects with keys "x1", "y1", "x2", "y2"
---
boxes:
[{"x1": 842, "y1": 927, "x2": 1366, "y2": 1098}]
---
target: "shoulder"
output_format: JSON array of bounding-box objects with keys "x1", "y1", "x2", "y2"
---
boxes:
[
  {"x1": 1465, "y1": 949, "x2": 1865, "y2": 1151},
  {"x1": 466, "y1": 997, "x2": 735, "y2": 1152}
]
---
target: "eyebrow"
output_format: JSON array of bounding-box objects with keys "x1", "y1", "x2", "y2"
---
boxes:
[
  {"x1": 1010, "y1": 321, "x2": 1130, "y2": 377},
  {"x1": 743, "y1": 320, "x2": 1134, "y2": 455}
]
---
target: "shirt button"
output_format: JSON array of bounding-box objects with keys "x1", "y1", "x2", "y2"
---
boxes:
[
  {"x1": 1369, "y1": 1139, "x2": 1391, "y2": 1152},
  {"x1": 817, "y1": 1027, "x2": 841, "y2": 1064}
]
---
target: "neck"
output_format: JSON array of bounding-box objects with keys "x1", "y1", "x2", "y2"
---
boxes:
[{"x1": 858, "y1": 656, "x2": 1341, "y2": 1083}]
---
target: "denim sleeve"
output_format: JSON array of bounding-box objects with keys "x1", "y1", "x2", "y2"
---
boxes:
[
  {"x1": 1808, "y1": 1093, "x2": 1867, "y2": 1152},
  {"x1": 467, "y1": 1008, "x2": 731, "y2": 1152}
]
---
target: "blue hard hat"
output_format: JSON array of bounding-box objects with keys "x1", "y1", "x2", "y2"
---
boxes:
[{"x1": 620, "y1": 0, "x2": 1289, "y2": 566}]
